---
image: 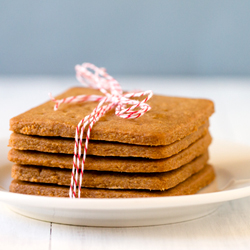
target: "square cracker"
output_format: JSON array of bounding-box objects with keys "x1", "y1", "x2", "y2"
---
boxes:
[
  {"x1": 10, "y1": 87, "x2": 214, "y2": 145},
  {"x1": 9, "y1": 122, "x2": 209, "y2": 159},
  {"x1": 11, "y1": 152, "x2": 208, "y2": 191},
  {"x1": 8, "y1": 133, "x2": 211, "y2": 173},
  {"x1": 9, "y1": 164, "x2": 215, "y2": 198}
]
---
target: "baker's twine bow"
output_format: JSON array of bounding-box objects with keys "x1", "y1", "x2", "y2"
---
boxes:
[{"x1": 50, "y1": 63, "x2": 153, "y2": 198}]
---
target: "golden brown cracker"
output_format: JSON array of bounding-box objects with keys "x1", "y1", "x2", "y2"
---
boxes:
[
  {"x1": 9, "y1": 122, "x2": 208, "y2": 159},
  {"x1": 10, "y1": 87, "x2": 214, "y2": 146},
  {"x1": 9, "y1": 164, "x2": 215, "y2": 198},
  {"x1": 8, "y1": 133, "x2": 212, "y2": 173},
  {"x1": 11, "y1": 152, "x2": 208, "y2": 191}
]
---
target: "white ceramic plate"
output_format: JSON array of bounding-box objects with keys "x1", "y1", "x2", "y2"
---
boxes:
[{"x1": 1, "y1": 138, "x2": 250, "y2": 227}]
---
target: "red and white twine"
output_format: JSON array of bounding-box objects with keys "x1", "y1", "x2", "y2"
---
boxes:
[{"x1": 50, "y1": 63, "x2": 153, "y2": 198}]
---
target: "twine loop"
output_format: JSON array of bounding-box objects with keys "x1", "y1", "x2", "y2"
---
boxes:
[{"x1": 50, "y1": 63, "x2": 153, "y2": 198}]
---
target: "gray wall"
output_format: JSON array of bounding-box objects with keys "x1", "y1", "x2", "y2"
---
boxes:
[{"x1": 1, "y1": 0, "x2": 250, "y2": 76}]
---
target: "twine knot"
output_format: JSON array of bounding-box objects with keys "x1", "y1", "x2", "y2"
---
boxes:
[{"x1": 50, "y1": 63, "x2": 153, "y2": 198}]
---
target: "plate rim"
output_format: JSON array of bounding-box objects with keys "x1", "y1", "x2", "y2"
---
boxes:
[{"x1": 1, "y1": 182, "x2": 250, "y2": 211}]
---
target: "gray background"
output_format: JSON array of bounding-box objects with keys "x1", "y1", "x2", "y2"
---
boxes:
[{"x1": 1, "y1": 0, "x2": 250, "y2": 76}]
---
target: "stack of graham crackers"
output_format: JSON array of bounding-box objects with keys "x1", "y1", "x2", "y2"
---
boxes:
[{"x1": 8, "y1": 87, "x2": 215, "y2": 198}]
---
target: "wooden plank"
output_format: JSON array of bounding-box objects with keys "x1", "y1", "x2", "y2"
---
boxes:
[{"x1": 0, "y1": 203, "x2": 51, "y2": 250}]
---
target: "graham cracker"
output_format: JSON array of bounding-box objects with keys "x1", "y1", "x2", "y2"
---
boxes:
[
  {"x1": 11, "y1": 152, "x2": 208, "y2": 191},
  {"x1": 8, "y1": 133, "x2": 211, "y2": 173},
  {"x1": 9, "y1": 87, "x2": 214, "y2": 146},
  {"x1": 9, "y1": 122, "x2": 208, "y2": 159},
  {"x1": 9, "y1": 164, "x2": 215, "y2": 198}
]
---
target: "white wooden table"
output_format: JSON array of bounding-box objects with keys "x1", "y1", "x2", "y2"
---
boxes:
[{"x1": 0, "y1": 77, "x2": 250, "y2": 250}]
